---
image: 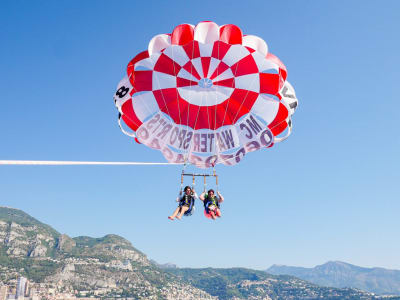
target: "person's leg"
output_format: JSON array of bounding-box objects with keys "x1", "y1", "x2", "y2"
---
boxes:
[
  {"x1": 209, "y1": 210, "x2": 216, "y2": 220},
  {"x1": 176, "y1": 206, "x2": 189, "y2": 219},
  {"x1": 215, "y1": 208, "x2": 221, "y2": 217},
  {"x1": 168, "y1": 206, "x2": 181, "y2": 220}
]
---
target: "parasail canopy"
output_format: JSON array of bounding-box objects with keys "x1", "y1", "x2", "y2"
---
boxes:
[{"x1": 114, "y1": 21, "x2": 298, "y2": 168}]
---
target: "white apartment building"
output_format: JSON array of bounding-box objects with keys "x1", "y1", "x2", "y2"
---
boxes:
[
  {"x1": 15, "y1": 277, "x2": 27, "y2": 299},
  {"x1": 0, "y1": 286, "x2": 8, "y2": 300}
]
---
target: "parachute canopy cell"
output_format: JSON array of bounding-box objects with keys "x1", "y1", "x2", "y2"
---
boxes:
[{"x1": 114, "y1": 21, "x2": 298, "y2": 168}]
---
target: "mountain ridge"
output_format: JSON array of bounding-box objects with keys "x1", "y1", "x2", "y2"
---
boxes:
[
  {"x1": 1, "y1": 206, "x2": 399, "y2": 299},
  {"x1": 267, "y1": 261, "x2": 400, "y2": 295},
  {"x1": 0, "y1": 206, "x2": 214, "y2": 299}
]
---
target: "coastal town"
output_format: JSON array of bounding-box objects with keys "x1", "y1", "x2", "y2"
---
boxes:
[
  {"x1": 0, "y1": 276, "x2": 110, "y2": 300},
  {"x1": 0, "y1": 276, "x2": 173, "y2": 300}
]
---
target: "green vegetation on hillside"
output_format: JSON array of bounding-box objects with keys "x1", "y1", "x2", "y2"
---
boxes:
[
  {"x1": 0, "y1": 207, "x2": 59, "y2": 238},
  {"x1": 164, "y1": 267, "x2": 400, "y2": 300},
  {"x1": 166, "y1": 268, "x2": 273, "y2": 299},
  {"x1": 2, "y1": 206, "x2": 400, "y2": 299},
  {"x1": 0, "y1": 251, "x2": 60, "y2": 282}
]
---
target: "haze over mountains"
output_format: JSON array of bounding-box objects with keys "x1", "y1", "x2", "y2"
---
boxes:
[
  {"x1": 1, "y1": 206, "x2": 400, "y2": 299},
  {"x1": 267, "y1": 261, "x2": 400, "y2": 296}
]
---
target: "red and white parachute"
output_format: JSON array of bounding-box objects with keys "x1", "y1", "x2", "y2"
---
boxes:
[{"x1": 114, "y1": 21, "x2": 298, "y2": 168}]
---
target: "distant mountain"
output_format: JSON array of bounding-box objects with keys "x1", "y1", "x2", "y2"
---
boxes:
[
  {"x1": 150, "y1": 260, "x2": 178, "y2": 269},
  {"x1": 267, "y1": 261, "x2": 400, "y2": 295},
  {"x1": 1, "y1": 206, "x2": 400, "y2": 299},
  {"x1": 165, "y1": 267, "x2": 400, "y2": 300}
]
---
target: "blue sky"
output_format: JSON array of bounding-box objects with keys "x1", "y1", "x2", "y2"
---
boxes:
[{"x1": 1, "y1": 0, "x2": 399, "y2": 270}]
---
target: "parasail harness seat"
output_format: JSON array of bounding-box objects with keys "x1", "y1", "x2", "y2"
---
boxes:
[
  {"x1": 179, "y1": 194, "x2": 195, "y2": 217},
  {"x1": 177, "y1": 171, "x2": 197, "y2": 217},
  {"x1": 203, "y1": 194, "x2": 221, "y2": 215},
  {"x1": 179, "y1": 167, "x2": 219, "y2": 217}
]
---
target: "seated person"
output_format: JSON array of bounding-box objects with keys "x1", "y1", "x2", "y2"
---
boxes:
[
  {"x1": 199, "y1": 189, "x2": 224, "y2": 220},
  {"x1": 168, "y1": 186, "x2": 197, "y2": 220}
]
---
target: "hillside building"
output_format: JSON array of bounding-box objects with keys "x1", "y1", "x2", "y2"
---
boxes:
[
  {"x1": 15, "y1": 277, "x2": 27, "y2": 299},
  {"x1": 0, "y1": 285, "x2": 8, "y2": 300}
]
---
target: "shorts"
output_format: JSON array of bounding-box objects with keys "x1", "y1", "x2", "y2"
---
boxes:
[{"x1": 208, "y1": 205, "x2": 216, "y2": 211}]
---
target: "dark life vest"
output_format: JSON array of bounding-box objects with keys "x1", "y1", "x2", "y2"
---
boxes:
[
  {"x1": 204, "y1": 195, "x2": 220, "y2": 212},
  {"x1": 179, "y1": 194, "x2": 194, "y2": 207}
]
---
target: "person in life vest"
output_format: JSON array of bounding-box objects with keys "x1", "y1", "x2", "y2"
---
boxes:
[
  {"x1": 200, "y1": 189, "x2": 224, "y2": 220},
  {"x1": 168, "y1": 186, "x2": 198, "y2": 220}
]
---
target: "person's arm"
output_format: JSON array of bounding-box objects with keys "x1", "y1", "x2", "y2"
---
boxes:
[
  {"x1": 199, "y1": 192, "x2": 206, "y2": 202},
  {"x1": 192, "y1": 190, "x2": 199, "y2": 199},
  {"x1": 217, "y1": 191, "x2": 224, "y2": 203}
]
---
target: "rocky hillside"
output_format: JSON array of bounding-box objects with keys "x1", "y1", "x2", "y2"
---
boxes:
[
  {"x1": 0, "y1": 207, "x2": 59, "y2": 258},
  {"x1": 1, "y1": 206, "x2": 400, "y2": 300},
  {"x1": 267, "y1": 261, "x2": 400, "y2": 296},
  {"x1": 0, "y1": 206, "x2": 214, "y2": 299}
]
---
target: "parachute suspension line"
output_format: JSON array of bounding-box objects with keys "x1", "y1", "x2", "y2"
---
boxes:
[
  {"x1": 219, "y1": 55, "x2": 241, "y2": 139},
  {"x1": 179, "y1": 160, "x2": 190, "y2": 195},
  {"x1": 213, "y1": 41, "x2": 221, "y2": 165},
  {"x1": 231, "y1": 73, "x2": 260, "y2": 124},
  {"x1": 117, "y1": 113, "x2": 136, "y2": 138},
  {"x1": 201, "y1": 55, "x2": 218, "y2": 171},
  {"x1": 171, "y1": 43, "x2": 183, "y2": 147},
  {"x1": 203, "y1": 78, "x2": 214, "y2": 170},
  {"x1": 211, "y1": 52, "x2": 238, "y2": 165},
  {"x1": 183, "y1": 79, "x2": 204, "y2": 166},
  {"x1": 214, "y1": 168, "x2": 219, "y2": 193},
  {"x1": 204, "y1": 64, "x2": 218, "y2": 169},
  {"x1": 208, "y1": 41, "x2": 223, "y2": 171},
  {"x1": 183, "y1": 39, "x2": 197, "y2": 165},
  {"x1": 115, "y1": 78, "x2": 142, "y2": 138},
  {"x1": 151, "y1": 56, "x2": 175, "y2": 138},
  {"x1": 270, "y1": 118, "x2": 291, "y2": 142},
  {"x1": 115, "y1": 75, "x2": 139, "y2": 138},
  {"x1": 270, "y1": 110, "x2": 293, "y2": 143},
  {"x1": 124, "y1": 70, "x2": 154, "y2": 137},
  {"x1": 203, "y1": 175, "x2": 207, "y2": 193},
  {"x1": 170, "y1": 44, "x2": 190, "y2": 168},
  {"x1": 179, "y1": 170, "x2": 184, "y2": 196},
  {"x1": 204, "y1": 63, "x2": 212, "y2": 148}
]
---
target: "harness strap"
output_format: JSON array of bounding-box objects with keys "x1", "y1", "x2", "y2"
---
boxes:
[
  {"x1": 179, "y1": 171, "x2": 184, "y2": 196},
  {"x1": 204, "y1": 195, "x2": 220, "y2": 211}
]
